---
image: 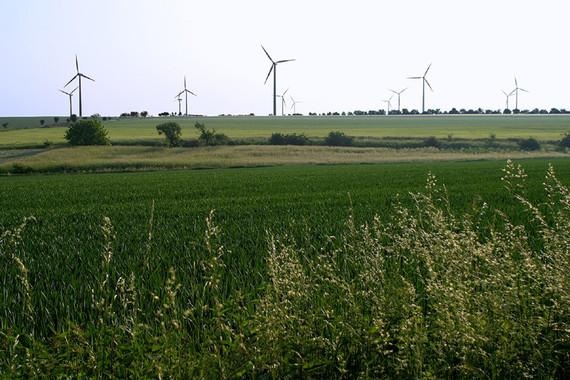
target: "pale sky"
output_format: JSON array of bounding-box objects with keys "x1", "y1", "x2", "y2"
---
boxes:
[{"x1": 1, "y1": 0, "x2": 568, "y2": 116}]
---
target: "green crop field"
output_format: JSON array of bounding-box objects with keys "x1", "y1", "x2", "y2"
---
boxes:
[
  {"x1": 2, "y1": 158, "x2": 570, "y2": 377},
  {"x1": 2, "y1": 114, "x2": 570, "y2": 147}
]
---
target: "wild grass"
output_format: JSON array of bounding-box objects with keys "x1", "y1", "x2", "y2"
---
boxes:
[
  {"x1": 1, "y1": 161, "x2": 569, "y2": 377},
  {"x1": 1, "y1": 145, "x2": 568, "y2": 174}
]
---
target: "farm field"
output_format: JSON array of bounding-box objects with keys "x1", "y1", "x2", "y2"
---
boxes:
[
  {"x1": 2, "y1": 158, "x2": 570, "y2": 377},
  {"x1": 1, "y1": 114, "x2": 570, "y2": 147}
]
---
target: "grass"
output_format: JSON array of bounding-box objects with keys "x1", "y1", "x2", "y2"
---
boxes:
[
  {"x1": 0, "y1": 145, "x2": 568, "y2": 173},
  {"x1": 1, "y1": 159, "x2": 569, "y2": 377},
  {"x1": 2, "y1": 114, "x2": 570, "y2": 147}
]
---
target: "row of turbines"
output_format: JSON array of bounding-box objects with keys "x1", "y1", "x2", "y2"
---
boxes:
[{"x1": 58, "y1": 50, "x2": 530, "y2": 118}]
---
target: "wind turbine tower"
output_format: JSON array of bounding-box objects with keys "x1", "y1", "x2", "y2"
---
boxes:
[
  {"x1": 64, "y1": 55, "x2": 95, "y2": 117},
  {"x1": 59, "y1": 87, "x2": 78, "y2": 118},
  {"x1": 408, "y1": 64, "x2": 433, "y2": 114},
  {"x1": 262, "y1": 45, "x2": 295, "y2": 116}
]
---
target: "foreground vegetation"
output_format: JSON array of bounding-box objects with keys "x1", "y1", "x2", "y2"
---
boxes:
[{"x1": 1, "y1": 160, "x2": 569, "y2": 377}]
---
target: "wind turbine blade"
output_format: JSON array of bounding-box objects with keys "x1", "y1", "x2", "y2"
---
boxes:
[
  {"x1": 519, "y1": 88, "x2": 529, "y2": 93},
  {"x1": 424, "y1": 78, "x2": 433, "y2": 91},
  {"x1": 276, "y1": 59, "x2": 295, "y2": 64},
  {"x1": 407, "y1": 76, "x2": 422, "y2": 79},
  {"x1": 261, "y1": 45, "x2": 274, "y2": 63},
  {"x1": 264, "y1": 65, "x2": 274, "y2": 84},
  {"x1": 400, "y1": 87, "x2": 407, "y2": 94},
  {"x1": 184, "y1": 76, "x2": 187, "y2": 89},
  {"x1": 424, "y1": 63, "x2": 432, "y2": 76},
  {"x1": 509, "y1": 89, "x2": 516, "y2": 96},
  {"x1": 514, "y1": 77, "x2": 518, "y2": 87},
  {"x1": 75, "y1": 55, "x2": 79, "y2": 72},
  {"x1": 283, "y1": 88, "x2": 289, "y2": 96},
  {"x1": 390, "y1": 89, "x2": 397, "y2": 94},
  {"x1": 81, "y1": 74, "x2": 95, "y2": 82},
  {"x1": 502, "y1": 90, "x2": 508, "y2": 96},
  {"x1": 59, "y1": 90, "x2": 70, "y2": 95},
  {"x1": 189, "y1": 90, "x2": 197, "y2": 96},
  {"x1": 64, "y1": 74, "x2": 79, "y2": 87},
  {"x1": 70, "y1": 86, "x2": 79, "y2": 94}
]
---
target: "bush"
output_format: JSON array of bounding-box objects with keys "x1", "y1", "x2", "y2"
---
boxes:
[
  {"x1": 423, "y1": 136, "x2": 441, "y2": 148},
  {"x1": 195, "y1": 122, "x2": 231, "y2": 146},
  {"x1": 324, "y1": 131, "x2": 353, "y2": 146},
  {"x1": 64, "y1": 119, "x2": 110, "y2": 146},
  {"x1": 560, "y1": 133, "x2": 570, "y2": 148},
  {"x1": 269, "y1": 133, "x2": 309, "y2": 145},
  {"x1": 156, "y1": 122, "x2": 182, "y2": 147},
  {"x1": 519, "y1": 138, "x2": 540, "y2": 151}
]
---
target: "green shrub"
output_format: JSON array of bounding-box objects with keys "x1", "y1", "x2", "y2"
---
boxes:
[
  {"x1": 423, "y1": 136, "x2": 441, "y2": 148},
  {"x1": 519, "y1": 137, "x2": 540, "y2": 151},
  {"x1": 268, "y1": 133, "x2": 309, "y2": 145},
  {"x1": 156, "y1": 122, "x2": 182, "y2": 147},
  {"x1": 560, "y1": 133, "x2": 570, "y2": 148},
  {"x1": 64, "y1": 119, "x2": 110, "y2": 146},
  {"x1": 324, "y1": 131, "x2": 353, "y2": 146}
]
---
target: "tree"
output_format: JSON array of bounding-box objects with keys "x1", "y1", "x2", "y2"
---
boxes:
[
  {"x1": 2, "y1": 122, "x2": 8, "y2": 128},
  {"x1": 156, "y1": 122, "x2": 182, "y2": 147},
  {"x1": 65, "y1": 119, "x2": 110, "y2": 145},
  {"x1": 70, "y1": 114, "x2": 78, "y2": 122},
  {"x1": 141, "y1": 111, "x2": 148, "y2": 118},
  {"x1": 194, "y1": 122, "x2": 231, "y2": 146},
  {"x1": 40, "y1": 119, "x2": 45, "y2": 126},
  {"x1": 54, "y1": 117, "x2": 60, "y2": 124}
]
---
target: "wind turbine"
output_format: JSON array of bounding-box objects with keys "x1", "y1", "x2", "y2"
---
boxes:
[
  {"x1": 290, "y1": 96, "x2": 302, "y2": 114},
  {"x1": 382, "y1": 95, "x2": 394, "y2": 115},
  {"x1": 262, "y1": 45, "x2": 295, "y2": 116},
  {"x1": 389, "y1": 88, "x2": 407, "y2": 112},
  {"x1": 59, "y1": 87, "x2": 78, "y2": 118},
  {"x1": 275, "y1": 88, "x2": 289, "y2": 116},
  {"x1": 176, "y1": 76, "x2": 197, "y2": 116},
  {"x1": 511, "y1": 77, "x2": 528, "y2": 110},
  {"x1": 408, "y1": 63, "x2": 433, "y2": 114},
  {"x1": 64, "y1": 55, "x2": 95, "y2": 117},
  {"x1": 175, "y1": 95, "x2": 183, "y2": 116},
  {"x1": 501, "y1": 89, "x2": 515, "y2": 110}
]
